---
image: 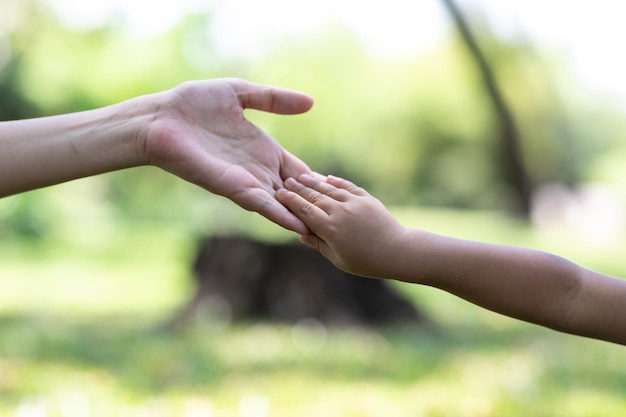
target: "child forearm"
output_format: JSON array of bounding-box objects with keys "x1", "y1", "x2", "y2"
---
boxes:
[
  {"x1": 397, "y1": 229, "x2": 626, "y2": 344},
  {"x1": 277, "y1": 173, "x2": 626, "y2": 344}
]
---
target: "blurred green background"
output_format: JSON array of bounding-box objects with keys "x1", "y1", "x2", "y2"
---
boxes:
[{"x1": 1, "y1": 0, "x2": 626, "y2": 415}]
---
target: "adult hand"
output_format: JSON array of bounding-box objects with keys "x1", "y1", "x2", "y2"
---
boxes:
[
  {"x1": 0, "y1": 78, "x2": 313, "y2": 233},
  {"x1": 140, "y1": 78, "x2": 314, "y2": 234}
]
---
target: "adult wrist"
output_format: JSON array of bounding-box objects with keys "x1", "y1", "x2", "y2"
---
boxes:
[{"x1": 113, "y1": 92, "x2": 165, "y2": 168}]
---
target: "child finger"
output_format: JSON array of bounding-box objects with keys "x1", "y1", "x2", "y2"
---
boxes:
[
  {"x1": 326, "y1": 175, "x2": 368, "y2": 196},
  {"x1": 310, "y1": 171, "x2": 328, "y2": 181},
  {"x1": 297, "y1": 173, "x2": 351, "y2": 202},
  {"x1": 276, "y1": 188, "x2": 329, "y2": 229},
  {"x1": 283, "y1": 177, "x2": 337, "y2": 211}
]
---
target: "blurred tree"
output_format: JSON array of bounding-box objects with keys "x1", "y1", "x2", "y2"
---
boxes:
[
  {"x1": 248, "y1": 28, "x2": 514, "y2": 209},
  {"x1": 441, "y1": 0, "x2": 532, "y2": 218},
  {"x1": 0, "y1": 58, "x2": 40, "y2": 121}
]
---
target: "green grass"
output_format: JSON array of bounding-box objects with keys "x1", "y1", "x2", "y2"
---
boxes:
[{"x1": 1, "y1": 209, "x2": 625, "y2": 416}]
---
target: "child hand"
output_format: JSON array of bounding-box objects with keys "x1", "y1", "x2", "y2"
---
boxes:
[{"x1": 276, "y1": 173, "x2": 407, "y2": 278}]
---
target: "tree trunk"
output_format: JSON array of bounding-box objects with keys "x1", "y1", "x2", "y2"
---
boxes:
[
  {"x1": 441, "y1": 0, "x2": 533, "y2": 217},
  {"x1": 163, "y1": 235, "x2": 436, "y2": 330}
]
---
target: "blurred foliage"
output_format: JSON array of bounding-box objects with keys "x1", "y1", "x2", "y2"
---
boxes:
[
  {"x1": 2, "y1": 3, "x2": 626, "y2": 414},
  {"x1": 1, "y1": 0, "x2": 626, "y2": 237},
  {"x1": 1, "y1": 314, "x2": 625, "y2": 416},
  {"x1": 2, "y1": 211, "x2": 626, "y2": 416}
]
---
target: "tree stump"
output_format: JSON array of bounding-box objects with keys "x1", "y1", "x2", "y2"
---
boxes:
[{"x1": 165, "y1": 235, "x2": 433, "y2": 329}]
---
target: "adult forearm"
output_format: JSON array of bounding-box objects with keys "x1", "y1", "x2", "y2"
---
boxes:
[{"x1": 0, "y1": 97, "x2": 149, "y2": 196}]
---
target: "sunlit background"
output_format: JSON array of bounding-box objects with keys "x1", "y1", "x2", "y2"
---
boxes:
[{"x1": 1, "y1": 0, "x2": 626, "y2": 415}]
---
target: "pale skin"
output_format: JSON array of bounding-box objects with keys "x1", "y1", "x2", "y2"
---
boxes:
[
  {"x1": 0, "y1": 78, "x2": 314, "y2": 234},
  {"x1": 276, "y1": 173, "x2": 626, "y2": 345}
]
